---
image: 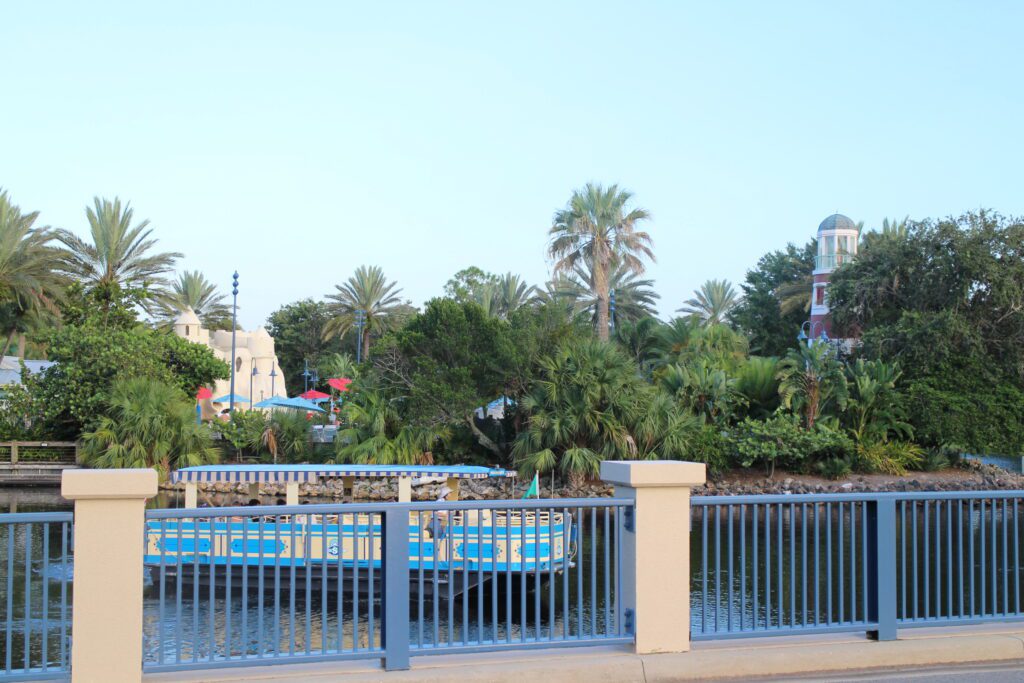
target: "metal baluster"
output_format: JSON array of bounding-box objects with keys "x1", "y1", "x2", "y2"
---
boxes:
[
  {"x1": 481, "y1": 509, "x2": 487, "y2": 644},
  {"x1": 850, "y1": 502, "x2": 856, "y2": 623},
  {"x1": 337, "y1": 512, "x2": 344, "y2": 652},
  {"x1": 969, "y1": 500, "x2": 976, "y2": 617},
  {"x1": 615, "y1": 506, "x2": 622, "y2": 636},
  {"x1": 209, "y1": 517, "x2": 217, "y2": 662},
  {"x1": 434, "y1": 512, "x2": 441, "y2": 648},
  {"x1": 274, "y1": 517, "x2": 281, "y2": 656},
  {"x1": 493, "y1": 509, "x2": 499, "y2": 643},
  {"x1": 813, "y1": 503, "x2": 820, "y2": 626},
  {"x1": 1003, "y1": 499, "x2": 1010, "y2": 616},
  {"x1": 911, "y1": 501, "x2": 918, "y2": 620},
  {"x1": 41, "y1": 524, "x2": 49, "y2": 672},
  {"x1": 789, "y1": 503, "x2": 795, "y2": 627},
  {"x1": 226, "y1": 515, "x2": 233, "y2": 659},
  {"x1": 576, "y1": 506, "x2": 583, "y2": 639},
  {"x1": 175, "y1": 520, "x2": 183, "y2": 664},
  {"x1": 1015, "y1": 500, "x2": 1021, "y2": 615},
  {"x1": 946, "y1": 501, "x2": 953, "y2": 620},
  {"x1": 289, "y1": 515, "x2": 296, "y2": 656},
  {"x1": 981, "y1": 500, "x2": 987, "y2": 617},
  {"x1": 449, "y1": 512, "x2": 455, "y2": 646},
  {"x1": 321, "y1": 514, "x2": 328, "y2": 655},
  {"x1": 305, "y1": 515, "x2": 312, "y2": 655},
  {"x1": 60, "y1": 521, "x2": 68, "y2": 671},
  {"x1": 463, "y1": 511, "x2": 469, "y2": 645},
  {"x1": 861, "y1": 502, "x2": 868, "y2": 624},
  {"x1": 801, "y1": 504, "x2": 808, "y2": 628},
  {"x1": 957, "y1": 501, "x2": 964, "y2": 618},
  {"x1": 701, "y1": 506, "x2": 708, "y2": 633},
  {"x1": 369, "y1": 513, "x2": 377, "y2": 650},
  {"x1": 590, "y1": 507, "x2": 596, "y2": 638},
  {"x1": 991, "y1": 498, "x2": 999, "y2": 616},
  {"x1": 728, "y1": 505, "x2": 734, "y2": 633},
  {"x1": 776, "y1": 503, "x2": 783, "y2": 628},
  {"x1": 715, "y1": 505, "x2": 721, "y2": 632},
  {"x1": 900, "y1": 501, "x2": 906, "y2": 621},
  {"x1": 838, "y1": 503, "x2": 845, "y2": 624},
  {"x1": 417, "y1": 512, "x2": 424, "y2": 649},
  {"x1": 765, "y1": 504, "x2": 771, "y2": 628},
  {"x1": 353, "y1": 514, "x2": 360, "y2": 651},
  {"x1": 740, "y1": 505, "x2": 747, "y2": 631},
  {"x1": 603, "y1": 506, "x2": 610, "y2": 637},
  {"x1": 753, "y1": 505, "x2": 759, "y2": 630},
  {"x1": 23, "y1": 523, "x2": 31, "y2": 672},
  {"x1": 508, "y1": 511, "x2": 514, "y2": 643},
  {"x1": 5, "y1": 523, "x2": 12, "y2": 673},
  {"x1": 826, "y1": 503, "x2": 832, "y2": 625}
]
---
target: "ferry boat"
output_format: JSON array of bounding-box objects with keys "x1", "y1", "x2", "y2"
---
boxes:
[{"x1": 144, "y1": 464, "x2": 575, "y2": 597}]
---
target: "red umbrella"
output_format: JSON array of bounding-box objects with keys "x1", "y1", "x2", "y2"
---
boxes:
[
  {"x1": 300, "y1": 389, "x2": 330, "y2": 400},
  {"x1": 327, "y1": 377, "x2": 352, "y2": 392},
  {"x1": 195, "y1": 387, "x2": 213, "y2": 400}
]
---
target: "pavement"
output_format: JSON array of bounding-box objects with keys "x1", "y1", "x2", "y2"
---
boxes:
[{"x1": 144, "y1": 623, "x2": 1024, "y2": 683}]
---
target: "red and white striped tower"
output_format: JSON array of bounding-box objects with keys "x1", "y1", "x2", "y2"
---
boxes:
[{"x1": 809, "y1": 213, "x2": 859, "y2": 339}]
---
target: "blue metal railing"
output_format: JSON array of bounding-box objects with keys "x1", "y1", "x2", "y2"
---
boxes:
[
  {"x1": 691, "y1": 491, "x2": 1024, "y2": 641},
  {"x1": 141, "y1": 498, "x2": 632, "y2": 673},
  {"x1": 0, "y1": 512, "x2": 73, "y2": 682}
]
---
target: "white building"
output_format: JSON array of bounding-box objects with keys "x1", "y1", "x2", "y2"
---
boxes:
[{"x1": 172, "y1": 307, "x2": 288, "y2": 407}]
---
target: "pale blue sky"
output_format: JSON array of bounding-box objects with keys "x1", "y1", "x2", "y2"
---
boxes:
[{"x1": 3, "y1": 2, "x2": 1022, "y2": 329}]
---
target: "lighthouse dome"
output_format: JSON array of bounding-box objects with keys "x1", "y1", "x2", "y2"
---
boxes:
[{"x1": 818, "y1": 214, "x2": 858, "y2": 233}]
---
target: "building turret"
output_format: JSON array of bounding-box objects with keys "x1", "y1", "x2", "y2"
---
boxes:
[
  {"x1": 172, "y1": 307, "x2": 202, "y2": 342},
  {"x1": 809, "y1": 213, "x2": 859, "y2": 339}
]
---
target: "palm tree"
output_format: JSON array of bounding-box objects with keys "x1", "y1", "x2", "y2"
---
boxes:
[
  {"x1": 734, "y1": 356, "x2": 781, "y2": 419},
  {"x1": 776, "y1": 342, "x2": 848, "y2": 429},
  {"x1": 158, "y1": 270, "x2": 232, "y2": 329},
  {"x1": 56, "y1": 197, "x2": 181, "y2": 307},
  {"x1": 559, "y1": 263, "x2": 660, "y2": 327},
  {"x1": 324, "y1": 265, "x2": 404, "y2": 360},
  {"x1": 678, "y1": 279, "x2": 740, "y2": 325},
  {"x1": 494, "y1": 272, "x2": 535, "y2": 318},
  {"x1": 333, "y1": 387, "x2": 446, "y2": 465},
  {"x1": 0, "y1": 190, "x2": 67, "y2": 355},
  {"x1": 548, "y1": 183, "x2": 654, "y2": 341},
  {"x1": 80, "y1": 377, "x2": 219, "y2": 478}
]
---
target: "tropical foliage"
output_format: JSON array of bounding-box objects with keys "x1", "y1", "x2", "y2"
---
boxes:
[
  {"x1": 158, "y1": 270, "x2": 232, "y2": 329},
  {"x1": 678, "y1": 279, "x2": 740, "y2": 325},
  {"x1": 324, "y1": 265, "x2": 407, "y2": 360},
  {"x1": 80, "y1": 378, "x2": 219, "y2": 477}
]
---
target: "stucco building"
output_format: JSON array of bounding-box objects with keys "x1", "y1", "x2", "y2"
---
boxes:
[
  {"x1": 808, "y1": 213, "x2": 860, "y2": 343},
  {"x1": 172, "y1": 307, "x2": 288, "y2": 407}
]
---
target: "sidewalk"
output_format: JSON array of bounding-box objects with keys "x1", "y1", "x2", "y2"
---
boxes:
[{"x1": 144, "y1": 623, "x2": 1024, "y2": 683}]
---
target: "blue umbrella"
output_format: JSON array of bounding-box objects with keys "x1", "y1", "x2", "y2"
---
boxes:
[
  {"x1": 213, "y1": 394, "x2": 250, "y2": 404},
  {"x1": 277, "y1": 396, "x2": 326, "y2": 412},
  {"x1": 253, "y1": 397, "x2": 286, "y2": 408}
]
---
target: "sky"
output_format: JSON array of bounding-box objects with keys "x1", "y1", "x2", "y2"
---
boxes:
[{"x1": 3, "y1": 2, "x2": 1023, "y2": 329}]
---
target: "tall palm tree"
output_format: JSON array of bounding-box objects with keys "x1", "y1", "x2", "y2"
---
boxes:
[
  {"x1": 494, "y1": 272, "x2": 535, "y2": 318},
  {"x1": 324, "y1": 265, "x2": 404, "y2": 360},
  {"x1": 0, "y1": 189, "x2": 67, "y2": 355},
  {"x1": 678, "y1": 279, "x2": 740, "y2": 325},
  {"x1": 548, "y1": 183, "x2": 654, "y2": 341},
  {"x1": 158, "y1": 270, "x2": 232, "y2": 329},
  {"x1": 56, "y1": 197, "x2": 181, "y2": 307}
]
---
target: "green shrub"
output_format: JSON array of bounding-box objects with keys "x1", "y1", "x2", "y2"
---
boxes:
[
  {"x1": 816, "y1": 457, "x2": 852, "y2": 480},
  {"x1": 687, "y1": 425, "x2": 730, "y2": 475},
  {"x1": 853, "y1": 441, "x2": 924, "y2": 475},
  {"x1": 729, "y1": 414, "x2": 854, "y2": 477}
]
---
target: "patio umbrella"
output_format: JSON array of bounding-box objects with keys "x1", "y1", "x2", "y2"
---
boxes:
[
  {"x1": 253, "y1": 397, "x2": 286, "y2": 408},
  {"x1": 213, "y1": 394, "x2": 250, "y2": 404},
  {"x1": 277, "y1": 396, "x2": 326, "y2": 412},
  {"x1": 299, "y1": 389, "x2": 330, "y2": 401},
  {"x1": 327, "y1": 377, "x2": 352, "y2": 392}
]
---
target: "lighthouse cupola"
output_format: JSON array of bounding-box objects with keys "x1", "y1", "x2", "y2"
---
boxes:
[{"x1": 809, "y1": 213, "x2": 859, "y2": 337}]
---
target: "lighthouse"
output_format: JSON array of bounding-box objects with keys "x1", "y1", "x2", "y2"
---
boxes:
[{"x1": 807, "y1": 213, "x2": 859, "y2": 341}]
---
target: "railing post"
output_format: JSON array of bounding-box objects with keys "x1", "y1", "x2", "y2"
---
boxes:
[
  {"x1": 61, "y1": 469, "x2": 158, "y2": 683},
  {"x1": 600, "y1": 460, "x2": 706, "y2": 654},
  {"x1": 10, "y1": 442, "x2": 17, "y2": 465},
  {"x1": 867, "y1": 497, "x2": 898, "y2": 641},
  {"x1": 382, "y1": 506, "x2": 410, "y2": 671}
]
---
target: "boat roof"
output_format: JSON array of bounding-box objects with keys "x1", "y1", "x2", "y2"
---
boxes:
[{"x1": 171, "y1": 464, "x2": 517, "y2": 484}]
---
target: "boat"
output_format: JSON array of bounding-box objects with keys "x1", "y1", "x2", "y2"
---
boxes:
[{"x1": 144, "y1": 464, "x2": 575, "y2": 598}]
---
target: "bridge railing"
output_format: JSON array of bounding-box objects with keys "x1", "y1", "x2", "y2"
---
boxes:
[
  {"x1": 0, "y1": 512, "x2": 74, "y2": 680},
  {"x1": 690, "y1": 490, "x2": 1024, "y2": 641},
  {"x1": 140, "y1": 498, "x2": 632, "y2": 674}
]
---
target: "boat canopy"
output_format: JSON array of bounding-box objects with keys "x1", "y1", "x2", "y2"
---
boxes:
[{"x1": 171, "y1": 464, "x2": 516, "y2": 484}]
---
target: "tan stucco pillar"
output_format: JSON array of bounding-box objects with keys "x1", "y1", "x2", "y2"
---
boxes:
[
  {"x1": 248, "y1": 482, "x2": 260, "y2": 501},
  {"x1": 62, "y1": 469, "x2": 158, "y2": 683},
  {"x1": 286, "y1": 481, "x2": 299, "y2": 506},
  {"x1": 600, "y1": 460, "x2": 706, "y2": 655},
  {"x1": 397, "y1": 477, "x2": 412, "y2": 502},
  {"x1": 445, "y1": 476, "x2": 460, "y2": 501},
  {"x1": 184, "y1": 481, "x2": 198, "y2": 508},
  {"x1": 343, "y1": 476, "x2": 355, "y2": 502}
]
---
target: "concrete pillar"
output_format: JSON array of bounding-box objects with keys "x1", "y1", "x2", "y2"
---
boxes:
[
  {"x1": 286, "y1": 481, "x2": 299, "y2": 506},
  {"x1": 397, "y1": 476, "x2": 412, "y2": 502},
  {"x1": 248, "y1": 482, "x2": 260, "y2": 501},
  {"x1": 445, "y1": 476, "x2": 460, "y2": 501},
  {"x1": 600, "y1": 460, "x2": 706, "y2": 655},
  {"x1": 61, "y1": 468, "x2": 158, "y2": 683},
  {"x1": 184, "y1": 482, "x2": 197, "y2": 508},
  {"x1": 343, "y1": 476, "x2": 355, "y2": 502}
]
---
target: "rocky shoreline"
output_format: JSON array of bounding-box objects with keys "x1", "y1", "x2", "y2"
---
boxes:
[{"x1": 161, "y1": 460, "x2": 1024, "y2": 503}]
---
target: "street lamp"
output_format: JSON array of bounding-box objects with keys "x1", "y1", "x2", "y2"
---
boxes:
[
  {"x1": 797, "y1": 320, "x2": 829, "y2": 345},
  {"x1": 270, "y1": 366, "x2": 278, "y2": 397},
  {"x1": 354, "y1": 309, "x2": 367, "y2": 364},
  {"x1": 229, "y1": 271, "x2": 239, "y2": 414},
  {"x1": 250, "y1": 359, "x2": 259, "y2": 405},
  {"x1": 302, "y1": 359, "x2": 312, "y2": 393}
]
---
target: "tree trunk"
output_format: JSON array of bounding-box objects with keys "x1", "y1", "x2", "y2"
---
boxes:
[
  {"x1": 361, "y1": 330, "x2": 371, "y2": 361},
  {"x1": 595, "y1": 260, "x2": 610, "y2": 342},
  {"x1": 3, "y1": 330, "x2": 15, "y2": 357},
  {"x1": 16, "y1": 334, "x2": 25, "y2": 359},
  {"x1": 465, "y1": 414, "x2": 503, "y2": 457}
]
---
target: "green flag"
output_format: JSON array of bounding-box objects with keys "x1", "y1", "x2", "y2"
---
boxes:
[{"x1": 521, "y1": 472, "x2": 539, "y2": 499}]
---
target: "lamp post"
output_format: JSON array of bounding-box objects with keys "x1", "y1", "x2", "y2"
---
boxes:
[
  {"x1": 797, "y1": 320, "x2": 829, "y2": 345},
  {"x1": 270, "y1": 366, "x2": 277, "y2": 397},
  {"x1": 355, "y1": 309, "x2": 367, "y2": 364},
  {"x1": 609, "y1": 288, "x2": 616, "y2": 333},
  {"x1": 250, "y1": 359, "x2": 259, "y2": 406},
  {"x1": 302, "y1": 359, "x2": 312, "y2": 393},
  {"x1": 229, "y1": 271, "x2": 239, "y2": 414}
]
